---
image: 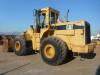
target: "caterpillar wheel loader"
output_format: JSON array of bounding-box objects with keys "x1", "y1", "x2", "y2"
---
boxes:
[{"x1": 14, "y1": 7, "x2": 95, "y2": 65}]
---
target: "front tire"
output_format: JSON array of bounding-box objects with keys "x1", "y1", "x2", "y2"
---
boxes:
[
  {"x1": 14, "y1": 37, "x2": 33, "y2": 56},
  {"x1": 40, "y1": 37, "x2": 68, "y2": 65}
]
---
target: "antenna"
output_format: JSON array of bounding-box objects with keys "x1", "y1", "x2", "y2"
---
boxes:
[{"x1": 66, "y1": 9, "x2": 69, "y2": 22}]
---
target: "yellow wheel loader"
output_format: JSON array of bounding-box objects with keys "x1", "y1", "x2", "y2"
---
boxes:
[{"x1": 14, "y1": 7, "x2": 95, "y2": 65}]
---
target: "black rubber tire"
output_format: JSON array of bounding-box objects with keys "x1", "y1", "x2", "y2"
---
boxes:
[
  {"x1": 40, "y1": 36, "x2": 68, "y2": 66},
  {"x1": 14, "y1": 37, "x2": 32, "y2": 56}
]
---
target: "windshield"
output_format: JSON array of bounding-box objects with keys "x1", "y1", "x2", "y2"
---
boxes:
[{"x1": 39, "y1": 14, "x2": 46, "y2": 28}]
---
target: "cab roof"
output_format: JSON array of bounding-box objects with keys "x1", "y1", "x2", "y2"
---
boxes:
[{"x1": 40, "y1": 7, "x2": 59, "y2": 14}]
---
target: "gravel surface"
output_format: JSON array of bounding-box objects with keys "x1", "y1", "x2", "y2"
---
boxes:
[{"x1": 0, "y1": 46, "x2": 100, "y2": 75}]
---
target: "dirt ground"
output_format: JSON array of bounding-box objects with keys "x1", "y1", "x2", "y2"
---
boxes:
[{"x1": 0, "y1": 46, "x2": 100, "y2": 75}]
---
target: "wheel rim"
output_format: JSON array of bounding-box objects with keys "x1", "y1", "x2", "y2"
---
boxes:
[
  {"x1": 44, "y1": 44, "x2": 55, "y2": 59},
  {"x1": 15, "y1": 41, "x2": 21, "y2": 51}
]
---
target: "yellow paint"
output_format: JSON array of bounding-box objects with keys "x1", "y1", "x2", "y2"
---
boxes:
[
  {"x1": 15, "y1": 41, "x2": 21, "y2": 51},
  {"x1": 24, "y1": 7, "x2": 94, "y2": 54},
  {"x1": 44, "y1": 44, "x2": 55, "y2": 59},
  {"x1": 97, "y1": 41, "x2": 100, "y2": 45}
]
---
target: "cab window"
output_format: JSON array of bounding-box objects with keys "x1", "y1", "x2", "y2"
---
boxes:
[
  {"x1": 40, "y1": 13, "x2": 46, "y2": 28},
  {"x1": 50, "y1": 12, "x2": 58, "y2": 24}
]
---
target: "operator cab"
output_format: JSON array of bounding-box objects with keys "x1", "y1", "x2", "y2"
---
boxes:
[
  {"x1": 40, "y1": 7, "x2": 59, "y2": 25},
  {"x1": 34, "y1": 7, "x2": 59, "y2": 32}
]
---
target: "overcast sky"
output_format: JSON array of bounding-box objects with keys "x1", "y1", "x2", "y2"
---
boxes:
[{"x1": 0, "y1": 0, "x2": 100, "y2": 35}]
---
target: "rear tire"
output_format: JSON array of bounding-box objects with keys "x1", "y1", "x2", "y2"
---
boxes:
[{"x1": 40, "y1": 36, "x2": 68, "y2": 65}]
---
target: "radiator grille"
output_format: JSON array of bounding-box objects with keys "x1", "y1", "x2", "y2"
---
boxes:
[{"x1": 85, "y1": 22, "x2": 91, "y2": 44}]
